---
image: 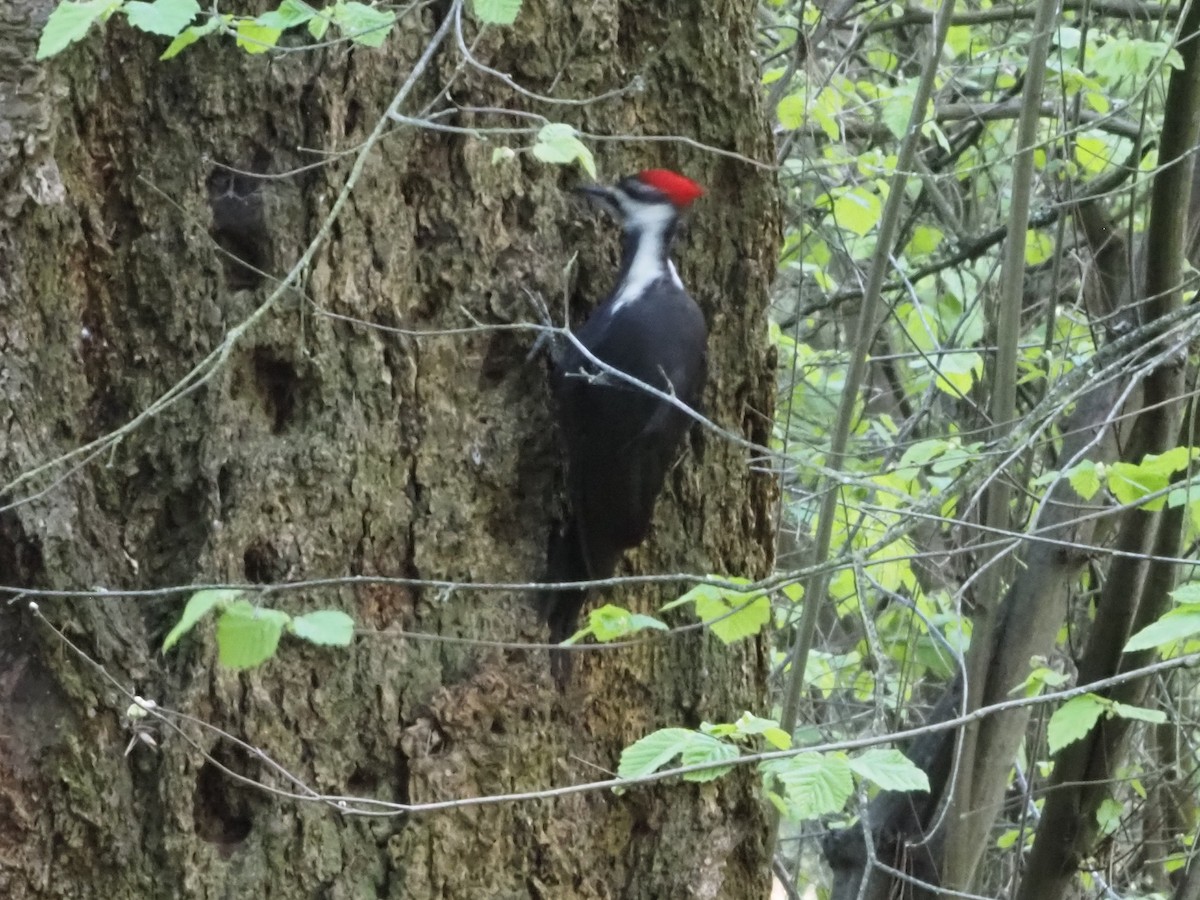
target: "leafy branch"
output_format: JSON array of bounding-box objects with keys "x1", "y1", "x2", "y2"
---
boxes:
[
  {"x1": 37, "y1": 0, "x2": 522, "y2": 61},
  {"x1": 163, "y1": 589, "x2": 354, "y2": 669}
]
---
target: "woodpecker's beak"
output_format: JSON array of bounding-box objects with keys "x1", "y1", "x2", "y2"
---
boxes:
[
  {"x1": 574, "y1": 184, "x2": 619, "y2": 217},
  {"x1": 575, "y1": 184, "x2": 613, "y2": 201}
]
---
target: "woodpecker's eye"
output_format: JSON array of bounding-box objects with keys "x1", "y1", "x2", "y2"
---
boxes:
[{"x1": 617, "y1": 177, "x2": 669, "y2": 205}]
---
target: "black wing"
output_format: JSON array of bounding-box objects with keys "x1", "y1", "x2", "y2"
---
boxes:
[{"x1": 553, "y1": 282, "x2": 707, "y2": 581}]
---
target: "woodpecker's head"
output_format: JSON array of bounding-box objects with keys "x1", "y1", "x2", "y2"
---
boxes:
[{"x1": 577, "y1": 169, "x2": 705, "y2": 232}]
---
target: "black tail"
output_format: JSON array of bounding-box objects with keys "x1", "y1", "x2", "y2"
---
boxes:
[{"x1": 540, "y1": 519, "x2": 590, "y2": 685}]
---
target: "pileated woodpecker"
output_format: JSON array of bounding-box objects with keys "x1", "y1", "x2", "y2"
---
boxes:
[{"x1": 542, "y1": 169, "x2": 708, "y2": 661}]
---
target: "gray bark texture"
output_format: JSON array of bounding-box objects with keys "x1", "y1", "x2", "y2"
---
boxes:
[{"x1": 0, "y1": 1, "x2": 780, "y2": 897}]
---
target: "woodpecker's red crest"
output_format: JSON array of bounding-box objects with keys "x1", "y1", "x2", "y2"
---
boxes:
[{"x1": 637, "y1": 169, "x2": 705, "y2": 207}]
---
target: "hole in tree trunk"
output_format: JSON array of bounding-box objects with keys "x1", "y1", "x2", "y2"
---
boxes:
[
  {"x1": 193, "y1": 743, "x2": 256, "y2": 856},
  {"x1": 208, "y1": 164, "x2": 270, "y2": 290}
]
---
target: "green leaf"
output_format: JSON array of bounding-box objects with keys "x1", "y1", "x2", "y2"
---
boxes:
[
  {"x1": 896, "y1": 438, "x2": 950, "y2": 476},
  {"x1": 1056, "y1": 25, "x2": 1083, "y2": 49},
  {"x1": 215, "y1": 601, "x2": 290, "y2": 669},
  {"x1": 761, "y1": 727, "x2": 792, "y2": 750},
  {"x1": 1047, "y1": 693, "x2": 1106, "y2": 754},
  {"x1": 1165, "y1": 853, "x2": 1190, "y2": 874},
  {"x1": 731, "y1": 712, "x2": 793, "y2": 750},
  {"x1": 931, "y1": 352, "x2": 983, "y2": 397},
  {"x1": 627, "y1": 613, "x2": 668, "y2": 632},
  {"x1": 1096, "y1": 796, "x2": 1123, "y2": 837},
  {"x1": 124, "y1": 0, "x2": 199, "y2": 36},
  {"x1": 532, "y1": 123, "x2": 597, "y2": 179},
  {"x1": 777, "y1": 94, "x2": 805, "y2": 130},
  {"x1": 236, "y1": 18, "x2": 282, "y2": 53},
  {"x1": 1125, "y1": 605, "x2": 1200, "y2": 652},
  {"x1": 1140, "y1": 446, "x2": 1198, "y2": 476},
  {"x1": 532, "y1": 128, "x2": 580, "y2": 164},
  {"x1": 160, "y1": 15, "x2": 224, "y2": 59},
  {"x1": 1074, "y1": 135, "x2": 1114, "y2": 176},
  {"x1": 255, "y1": 0, "x2": 316, "y2": 30},
  {"x1": 308, "y1": 9, "x2": 331, "y2": 38},
  {"x1": 847, "y1": 748, "x2": 930, "y2": 792},
  {"x1": 697, "y1": 588, "x2": 770, "y2": 643},
  {"x1": 1025, "y1": 229, "x2": 1054, "y2": 265},
  {"x1": 703, "y1": 714, "x2": 794, "y2": 750},
  {"x1": 761, "y1": 67, "x2": 786, "y2": 86},
  {"x1": 766, "y1": 752, "x2": 854, "y2": 821},
  {"x1": 765, "y1": 790, "x2": 789, "y2": 817},
  {"x1": 666, "y1": 581, "x2": 770, "y2": 644},
  {"x1": 1107, "y1": 449, "x2": 1198, "y2": 511},
  {"x1": 332, "y1": 1, "x2": 395, "y2": 48},
  {"x1": 589, "y1": 604, "x2": 633, "y2": 642},
  {"x1": 905, "y1": 224, "x2": 943, "y2": 257},
  {"x1": 1107, "y1": 461, "x2": 1163, "y2": 509},
  {"x1": 163, "y1": 589, "x2": 243, "y2": 652},
  {"x1": 576, "y1": 603, "x2": 667, "y2": 643},
  {"x1": 289, "y1": 609, "x2": 355, "y2": 646},
  {"x1": 1166, "y1": 476, "x2": 1200, "y2": 509},
  {"x1": 808, "y1": 88, "x2": 843, "y2": 141},
  {"x1": 680, "y1": 734, "x2": 739, "y2": 782},
  {"x1": 37, "y1": 0, "x2": 123, "y2": 60},
  {"x1": 474, "y1": 0, "x2": 522, "y2": 25},
  {"x1": 1109, "y1": 701, "x2": 1167, "y2": 724},
  {"x1": 832, "y1": 186, "x2": 882, "y2": 237},
  {"x1": 996, "y1": 828, "x2": 1021, "y2": 850},
  {"x1": 1092, "y1": 36, "x2": 1183, "y2": 85},
  {"x1": 945, "y1": 24, "x2": 974, "y2": 57},
  {"x1": 879, "y1": 81, "x2": 920, "y2": 139},
  {"x1": 1067, "y1": 461, "x2": 1103, "y2": 500},
  {"x1": 1011, "y1": 663, "x2": 1071, "y2": 697},
  {"x1": 618, "y1": 728, "x2": 696, "y2": 779}
]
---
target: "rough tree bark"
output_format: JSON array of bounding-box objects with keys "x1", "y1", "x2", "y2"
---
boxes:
[{"x1": 0, "y1": 1, "x2": 780, "y2": 898}]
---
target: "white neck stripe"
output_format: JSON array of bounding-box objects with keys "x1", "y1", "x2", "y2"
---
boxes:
[{"x1": 610, "y1": 200, "x2": 675, "y2": 312}]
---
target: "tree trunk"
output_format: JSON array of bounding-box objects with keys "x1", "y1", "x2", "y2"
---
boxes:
[{"x1": 0, "y1": 2, "x2": 779, "y2": 897}]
